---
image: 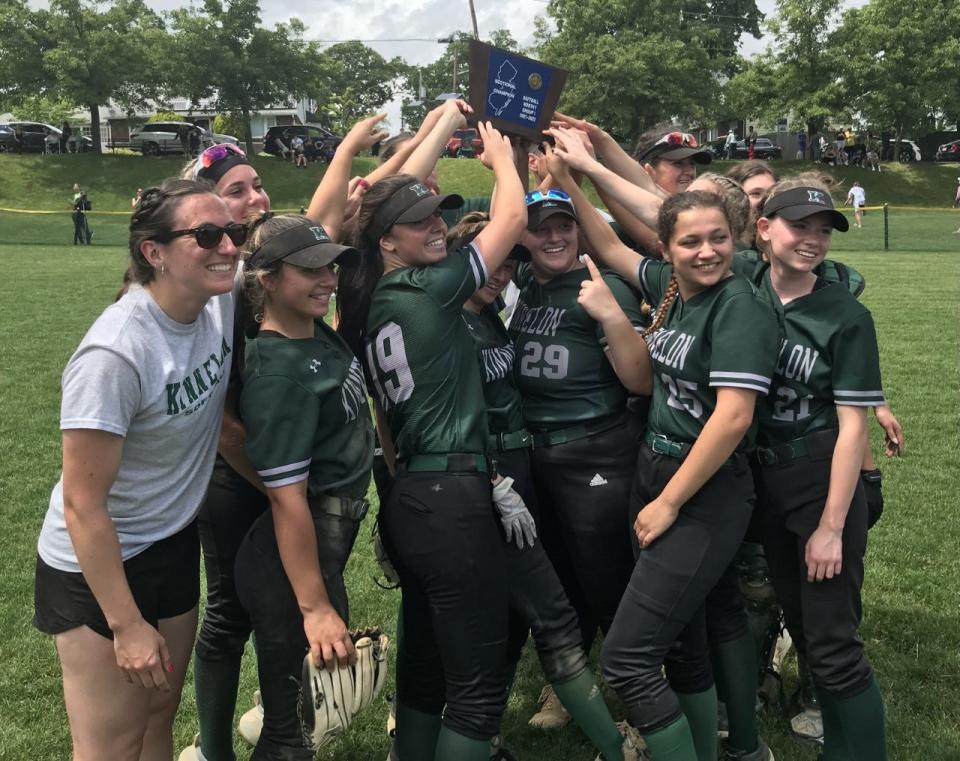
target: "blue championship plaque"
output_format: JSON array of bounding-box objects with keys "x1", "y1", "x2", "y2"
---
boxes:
[{"x1": 468, "y1": 40, "x2": 567, "y2": 141}]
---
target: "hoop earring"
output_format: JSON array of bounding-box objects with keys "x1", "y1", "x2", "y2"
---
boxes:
[{"x1": 254, "y1": 312, "x2": 264, "y2": 323}]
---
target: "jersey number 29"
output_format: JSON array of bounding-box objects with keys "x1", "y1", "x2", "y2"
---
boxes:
[
  {"x1": 518, "y1": 343, "x2": 569, "y2": 380},
  {"x1": 366, "y1": 322, "x2": 416, "y2": 409}
]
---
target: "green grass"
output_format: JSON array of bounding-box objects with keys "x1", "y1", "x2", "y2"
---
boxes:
[{"x1": 2, "y1": 233, "x2": 959, "y2": 760}]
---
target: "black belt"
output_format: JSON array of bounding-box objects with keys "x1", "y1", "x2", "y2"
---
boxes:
[
  {"x1": 400, "y1": 453, "x2": 490, "y2": 475},
  {"x1": 756, "y1": 428, "x2": 839, "y2": 466},
  {"x1": 531, "y1": 413, "x2": 624, "y2": 448},
  {"x1": 488, "y1": 428, "x2": 533, "y2": 452},
  {"x1": 311, "y1": 495, "x2": 370, "y2": 521}
]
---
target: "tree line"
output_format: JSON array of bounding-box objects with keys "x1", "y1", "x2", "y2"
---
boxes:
[{"x1": 1, "y1": 0, "x2": 957, "y2": 154}]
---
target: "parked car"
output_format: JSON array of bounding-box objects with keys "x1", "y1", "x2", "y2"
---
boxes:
[
  {"x1": 129, "y1": 121, "x2": 237, "y2": 156},
  {"x1": 731, "y1": 138, "x2": 782, "y2": 160},
  {"x1": 1, "y1": 121, "x2": 93, "y2": 152},
  {"x1": 0, "y1": 124, "x2": 17, "y2": 151},
  {"x1": 935, "y1": 139, "x2": 960, "y2": 162},
  {"x1": 261, "y1": 125, "x2": 342, "y2": 158},
  {"x1": 895, "y1": 139, "x2": 922, "y2": 163},
  {"x1": 445, "y1": 128, "x2": 483, "y2": 158}
]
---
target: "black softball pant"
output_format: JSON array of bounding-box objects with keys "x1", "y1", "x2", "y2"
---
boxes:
[
  {"x1": 757, "y1": 441, "x2": 874, "y2": 698},
  {"x1": 380, "y1": 468, "x2": 509, "y2": 741},
  {"x1": 529, "y1": 418, "x2": 639, "y2": 642},
  {"x1": 195, "y1": 457, "x2": 269, "y2": 661},
  {"x1": 601, "y1": 444, "x2": 755, "y2": 733},
  {"x1": 234, "y1": 504, "x2": 361, "y2": 761},
  {"x1": 496, "y1": 447, "x2": 589, "y2": 684}
]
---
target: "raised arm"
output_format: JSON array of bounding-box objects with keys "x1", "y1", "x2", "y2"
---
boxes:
[
  {"x1": 471, "y1": 122, "x2": 527, "y2": 271},
  {"x1": 306, "y1": 113, "x2": 389, "y2": 240},
  {"x1": 362, "y1": 103, "x2": 447, "y2": 187},
  {"x1": 544, "y1": 144, "x2": 644, "y2": 288},
  {"x1": 400, "y1": 99, "x2": 473, "y2": 182},
  {"x1": 62, "y1": 429, "x2": 173, "y2": 690}
]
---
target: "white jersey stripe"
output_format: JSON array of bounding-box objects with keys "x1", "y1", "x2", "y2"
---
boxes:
[
  {"x1": 264, "y1": 472, "x2": 310, "y2": 488},
  {"x1": 834, "y1": 390, "x2": 885, "y2": 397},
  {"x1": 710, "y1": 371, "x2": 772, "y2": 383},
  {"x1": 709, "y1": 381, "x2": 771, "y2": 393},
  {"x1": 257, "y1": 458, "x2": 312, "y2": 477}
]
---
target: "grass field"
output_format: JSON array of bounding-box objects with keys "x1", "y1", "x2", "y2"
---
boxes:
[{"x1": 1, "y1": 173, "x2": 959, "y2": 759}]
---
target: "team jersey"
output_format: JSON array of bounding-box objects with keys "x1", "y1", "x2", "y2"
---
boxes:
[
  {"x1": 240, "y1": 320, "x2": 373, "y2": 500},
  {"x1": 509, "y1": 264, "x2": 644, "y2": 430},
  {"x1": 730, "y1": 250, "x2": 865, "y2": 298},
  {"x1": 364, "y1": 243, "x2": 490, "y2": 459},
  {"x1": 754, "y1": 268, "x2": 885, "y2": 446},
  {"x1": 637, "y1": 259, "x2": 778, "y2": 450},
  {"x1": 462, "y1": 302, "x2": 525, "y2": 435}
]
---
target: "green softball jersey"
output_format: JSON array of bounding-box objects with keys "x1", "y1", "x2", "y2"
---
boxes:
[
  {"x1": 364, "y1": 243, "x2": 490, "y2": 460},
  {"x1": 509, "y1": 264, "x2": 644, "y2": 430},
  {"x1": 240, "y1": 321, "x2": 373, "y2": 499},
  {"x1": 637, "y1": 258, "x2": 778, "y2": 450},
  {"x1": 462, "y1": 303, "x2": 525, "y2": 435},
  {"x1": 754, "y1": 268, "x2": 885, "y2": 446}
]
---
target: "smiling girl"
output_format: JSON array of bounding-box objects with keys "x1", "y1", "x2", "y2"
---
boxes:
[
  {"x1": 34, "y1": 179, "x2": 244, "y2": 760},
  {"x1": 752, "y1": 179, "x2": 888, "y2": 760}
]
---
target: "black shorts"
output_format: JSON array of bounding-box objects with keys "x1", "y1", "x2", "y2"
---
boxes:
[{"x1": 33, "y1": 521, "x2": 200, "y2": 640}]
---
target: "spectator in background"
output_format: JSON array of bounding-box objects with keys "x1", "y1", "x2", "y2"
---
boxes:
[
  {"x1": 747, "y1": 126, "x2": 758, "y2": 159},
  {"x1": 846, "y1": 180, "x2": 866, "y2": 228},
  {"x1": 835, "y1": 128, "x2": 848, "y2": 165},
  {"x1": 810, "y1": 130, "x2": 822, "y2": 162},
  {"x1": 72, "y1": 189, "x2": 92, "y2": 244},
  {"x1": 132, "y1": 188, "x2": 143, "y2": 208},
  {"x1": 45, "y1": 129, "x2": 60, "y2": 154},
  {"x1": 61, "y1": 122, "x2": 72, "y2": 154},
  {"x1": 724, "y1": 128, "x2": 737, "y2": 159},
  {"x1": 271, "y1": 134, "x2": 290, "y2": 160},
  {"x1": 188, "y1": 129, "x2": 201, "y2": 157},
  {"x1": 290, "y1": 134, "x2": 306, "y2": 167},
  {"x1": 797, "y1": 130, "x2": 807, "y2": 160}
]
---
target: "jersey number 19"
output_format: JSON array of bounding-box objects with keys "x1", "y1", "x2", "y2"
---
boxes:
[{"x1": 366, "y1": 322, "x2": 416, "y2": 409}]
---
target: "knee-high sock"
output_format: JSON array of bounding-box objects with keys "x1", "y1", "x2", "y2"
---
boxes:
[
  {"x1": 553, "y1": 668, "x2": 623, "y2": 760},
  {"x1": 676, "y1": 687, "x2": 718, "y2": 761},
  {"x1": 642, "y1": 716, "x2": 699, "y2": 761},
  {"x1": 712, "y1": 633, "x2": 759, "y2": 753},
  {"x1": 396, "y1": 702, "x2": 442, "y2": 761},
  {"x1": 819, "y1": 678, "x2": 887, "y2": 761},
  {"x1": 433, "y1": 725, "x2": 490, "y2": 761},
  {"x1": 194, "y1": 653, "x2": 241, "y2": 761}
]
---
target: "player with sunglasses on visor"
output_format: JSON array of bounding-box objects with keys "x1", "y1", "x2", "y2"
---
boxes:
[
  {"x1": 510, "y1": 187, "x2": 646, "y2": 699},
  {"x1": 176, "y1": 117, "x2": 387, "y2": 761},
  {"x1": 33, "y1": 178, "x2": 245, "y2": 760}
]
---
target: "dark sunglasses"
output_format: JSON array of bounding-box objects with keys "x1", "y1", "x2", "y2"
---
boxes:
[{"x1": 155, "y1": 222, "x2": 247, "y2": 249}]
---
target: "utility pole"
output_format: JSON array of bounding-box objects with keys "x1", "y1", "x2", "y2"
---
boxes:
[{"x1": 468, "y1": 0, "x2": 479, "y2": 39}]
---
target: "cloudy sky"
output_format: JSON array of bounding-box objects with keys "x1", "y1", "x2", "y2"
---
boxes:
[{"x1": 140, "y1": 0, "x2": 785, "y2": 127}]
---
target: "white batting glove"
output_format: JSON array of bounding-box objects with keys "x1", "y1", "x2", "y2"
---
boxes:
[{"x1": 492, "y1": 476, "x2": 538, "y2": 550}]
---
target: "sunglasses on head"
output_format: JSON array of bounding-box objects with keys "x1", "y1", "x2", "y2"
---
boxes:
[
  {"x1": 525, "y1": 189, "x2": 571, "y2": 206},
  {"x1": 199, "y1": 143, "x2": 246, "y2": 169},
  {"x1": 155, "y1": 222, "x2": 248, "y2": 249},
  {"x1": 654, "y1": 131, "x2": 699, "y2": 149}
]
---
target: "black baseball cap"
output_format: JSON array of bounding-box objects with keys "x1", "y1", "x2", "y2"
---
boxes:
[
  {"x1": 637, "y1": 131, "x2": 712, "y2": 165},
  {"x1": 761, "y1": 186, "x2": 849, "y2": 232},
  {"x1": 525, "y1": 189, "x2": 578, "y2": 230},
  {"x1": 369, "y1": 181, "x2": 463, "y2": 243},
  {"x1": 248, "y1": 219, "x2": 360, "y2": 269}
]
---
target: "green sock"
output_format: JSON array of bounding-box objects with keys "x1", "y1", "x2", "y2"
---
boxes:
[
  {"x1": 433, "y1": 725, "x2": 491, "y2": 761},
  {"x1": 193, "y1": 653, "x2": 241, "y2": 761},
  {"x1": 821, "y1": 678, "x2": 887, "y2": 761},
  {"x1": 712, "y1": 634, "x2": 759, "y2": 753},
  {"x1": 676, "y1": 687, "x2": 718, "y2": 761},
  {"x1": 396, "y1": 702, "x2": 442, "y2": 761},
  {"x1": 553, "y1": 668, "x2": 623, "y2": 760},
  {"x1": 642, "y1": 716, "x2": 699, "y2": 761}
]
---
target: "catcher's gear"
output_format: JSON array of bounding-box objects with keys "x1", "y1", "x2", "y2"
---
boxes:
[
  {"x1": 299, "y1": 627, "x2": 390, "y2": 750},
  {"x1": 492, "y1": 476, "x2": 538, "y2": 549}
]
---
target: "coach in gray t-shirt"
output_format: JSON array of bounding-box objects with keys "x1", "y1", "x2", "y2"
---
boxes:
[{"x1": 32, "y1": 179, "x2": 244, "y2": 759}]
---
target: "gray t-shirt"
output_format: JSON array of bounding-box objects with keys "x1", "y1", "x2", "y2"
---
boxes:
[{"x1": 38, "y1": 285, "x2": 235, "y2": 572}]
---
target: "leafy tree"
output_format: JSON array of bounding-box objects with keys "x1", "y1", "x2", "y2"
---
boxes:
[
  {"x1": 147, "y1": 111, "x2": 181, "y2": 123},
  {"x1": 0, "y1": 0, "x2": 51, "y2": 107},
  {"x1": 723, "y1": 0, "x2": 845, "y2": 143},
  {"x1": 398, "y1": 30, "x2": 521, "y2": 132},
  {"x1": 832, "y1": 0, "x2": 960, "y2": 153},
  {"x1": 40, "y1": 0, "x2": 169, "y2": 153},
  {"x1": 11, "y1": 95, "x2": 80, "y2": 126},
  {"x1": 167, "y1": 0, "x2": 323, "y2": 153},
  {"x1": 212, "y1": 112, "x2": 247, "y2": 138},
  {"x1": 534, "y1": 0, "x2": 763, "y2": 141},
  {"x1": 313, "y1": 42, "x2": 404, "y2": 134}
]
